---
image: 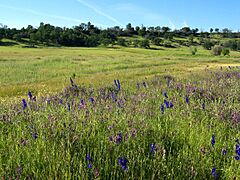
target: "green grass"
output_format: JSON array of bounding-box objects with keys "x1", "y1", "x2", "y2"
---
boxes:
[
  {"x1": 1, "y1": 41, "x2": 240, "y2": 179},
  {"x1": 1, "y1": 44, "x2": 240, "y2": 101}
]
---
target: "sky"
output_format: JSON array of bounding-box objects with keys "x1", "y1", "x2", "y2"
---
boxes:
[{"x1": 0, "y1": 0, "x2": 239, "y2": 31}]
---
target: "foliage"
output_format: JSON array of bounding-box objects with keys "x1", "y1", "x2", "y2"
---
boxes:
[
  {"x1": 212, "y1": 45, "x2": 222, "y2": 56},
  {"x1": 203, "y1": 39, "x2": 214, "y2": 50},
  {"x1": 221, "y1": 48, "x2": 230, "y2": 56},
  {"x1": 117, "y1": 38, "x2": 127, "y2": 47},
  {"x1": 139, "y1": 39, "x2": 150, "y2": 49},
  {"x1": 190, "y1": 47, "x2": 197, "y2": 55}
]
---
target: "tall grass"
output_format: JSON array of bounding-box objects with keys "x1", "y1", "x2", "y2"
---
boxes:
[{"x1": 1, "y1": 67, "x2": 240, "y2": 179}]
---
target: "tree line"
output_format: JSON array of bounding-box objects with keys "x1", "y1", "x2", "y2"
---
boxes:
[{"x1": 0, "y1": 22, "x2": 240, "y2": 50}]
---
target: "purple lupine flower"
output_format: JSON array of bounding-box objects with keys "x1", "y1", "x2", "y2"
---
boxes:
[
  {"x1": 118, "y1": 157, "x2": 128, "y2": 171},
  {"x1": 163, "y1": 92, "x2": 168, "y2": 98},
  {"x1": 88, "y1": 164, "x2": 93, "y2": 169},
  {"x1": 47, "y1": 99, "x2": 51, "y2": 104},
  {"x1": 235, "y1": 156, "x2": 240, "y2": 160},
  {"x1": 186, "y1": 96, "x2": 190, "y2": 105},
  {"x1": 22, "y1": 99, "x2": 27, "y2": 110},
  {"x1": 89, "y1": 97, "x2": 94, "y2": 104},
  {"x1": 167, "y1": 79, "x2": 170, "y2": 87},
  {"x1": 31, "y1": 132, "x2": 38, "y2": 139},
  {"x1": 211, "y1": 168, "x2": 218, "y2": 178},
  {"x1": 116, "y1": 133, "x2": 123, "y2": 144},
  {"x1": 150, "y1": 143, "x2": 156, "y2": 154},
  {"x1": 86, "y1": 154, "x2": 91, "y2": 161},
  {"x1": 164, "y1": 100, "x2": 169, "y2": 108},
  {"x1": 236, "y1": 144, "x2": 240, "y2": 156},
  {"x1": 211, "y1": 135, "x2": 215, "y2": 148},
  {"x1": 28, "y1": 91, "x2": 33, "y2": 100},
  {"x1": 222, "y1": 149, "x2": 227, "y2": 156},
  {"x1": 59, "y1": 99, "x2": 63, "y2": 104},
  {"x1": 80, "y1": 99, "x2": 85, "y2": 106},
  {"x1": 160, "y1": 104, "x2": 164, "y2": 114}
]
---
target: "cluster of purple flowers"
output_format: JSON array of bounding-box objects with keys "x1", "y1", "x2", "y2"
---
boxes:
[
  {"x1": 118, "y1": 157, "x2": 128, "y2": 171},
  {"x1": 235, "y1": 143, "x2": 240, "y2": 160}
]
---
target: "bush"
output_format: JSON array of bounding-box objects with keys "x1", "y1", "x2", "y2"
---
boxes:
[
  {"x1": 222, "y1": 48, "x2": 230, "y2": 56},
  {"x1": 117, "y1": 38, "x2": 127, "y2": 46},
  {"x1": 139, "y1": 39, "x2": 150, "y2": 49},
  {"x1": 190, "y1": 47, "x2": 197, "y2": 55},
  {"x1": 152, "y1": 37, "x2": 163, "y2": 46},
  {"x1": 203, "y1": 39, "x2": 214, "y2": 50},
  {"x1": 212, "y1": 45, "x2": 222, "y2": 56}
]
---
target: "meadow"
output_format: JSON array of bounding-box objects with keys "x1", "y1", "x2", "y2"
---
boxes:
[{"x1": 0, "y1": 44, "x2": 240, "y2": 179}]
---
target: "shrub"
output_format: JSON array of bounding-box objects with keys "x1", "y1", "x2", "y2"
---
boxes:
[
  {"x1": 222, "y1": 48, "x2": 230, "y2": 56},
  {"x1": 152, "y1": 37, "x2": 163, "y2": 46},
  {"x1": 203, "y1": 39, "x2": 214, "y2": 50},
  {"x1": 190, "y1": 47, "x2": 197, "y2": 55},
  {"x1": 139, "y1": 39, "x2": 150, "y2": 49},
  {"x1": 212, "y1": 45, "x2": 222, "y2": 56},
  {"x1": 117, "y1": 38, "x2": 127, "y2": 47}
]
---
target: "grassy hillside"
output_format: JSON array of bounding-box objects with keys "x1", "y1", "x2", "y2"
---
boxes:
[{"x1": 1, "y1": 41, "x2": 240, "y2": 102}]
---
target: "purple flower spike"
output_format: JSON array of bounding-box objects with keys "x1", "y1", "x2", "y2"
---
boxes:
[
  {"x1": 28, "y1": 91, "x2": 33, "y2": 100},
  {"x1": 160, "y1": 104, "x2": 164, "y2": 114},
  {"x1": 211, "y1": 168, "x2": 218, "y2": 178},
  {"x1": 22, "y1": 99, "x2": 27, "y2": 110},
  {"x1": 211, "y1": 135, "x2": 215, "y2": 148},
  {"x1": 163, "y1": 92, "x2": 168, "y2": 98}
]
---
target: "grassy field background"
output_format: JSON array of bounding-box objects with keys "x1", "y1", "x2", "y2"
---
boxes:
[{"x1": 1, "y1": 45, "x2": 240, "y2": 102}]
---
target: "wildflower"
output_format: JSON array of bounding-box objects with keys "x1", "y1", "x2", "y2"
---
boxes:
[
  {"x1": 167, "y1": 79, "x2": 170, "y2": 87},
  {"x1": 22, "y1": 99, "x2": 27, "y2": 110},
  {"x1": 31, "y1": 132, "x2": 38, "y2": 139},
  {"x1": 236, "y1": 144, "x2": 240, "y2": 156},
  {"x1": 89, "y1": 97, "x2": 94, "y2": 104},
  {"x1": 88, "y1": 164, "x2": 93, "y2": 169},
  {"x1": 86, "y1": 154, "x2": 92, "y2": 162},
  {"x1": 186, "y1": 96, "x2": 190, "y2": 105},
  {"x1": 80, "y1": 99, "x2": 85, "y2": 106},
  {"x1": 211, "y1": 168, "x2": 218, "y2": 178},
  {"x1": 115, "y1": 133, "x2": 123, "y2": 144},
  {"x1": 235, "y1": 156, "x2": 240, "y2": 160},
  {"x1": 211, "y1": 135, "x2": 215, "y2": 148},
  {"x1": 163, "y1": 92, "x2": 168, "y2": 98},
  {"x1": 222, "y1": 149, "x2": 227, "y2": 156},
  {"x1": 164, "y1": 100, "x2": 169, "y2": 108},
  {"x1": 28, "y1": 91, "x2": 33, "y2": 100},
  {"x1": 160, "y1": 104, "x2": 164, "y2": 114},
  {"x1": 21, "y1": 139, "x2": 27, "y2": 146},
  {"x1": 118, "y1": 157, "x2": 128, "y2": 171},
  {"x1": 59, "y1": 99, "x2": 63, "y2": 104},
  {"x1": 150, "y1": 143, "x2": 156, "y2": 154}
]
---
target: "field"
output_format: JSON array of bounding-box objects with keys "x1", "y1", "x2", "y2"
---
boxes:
[{"x1": 0, "y1": 44, "x2": 240, "y2": 179}]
